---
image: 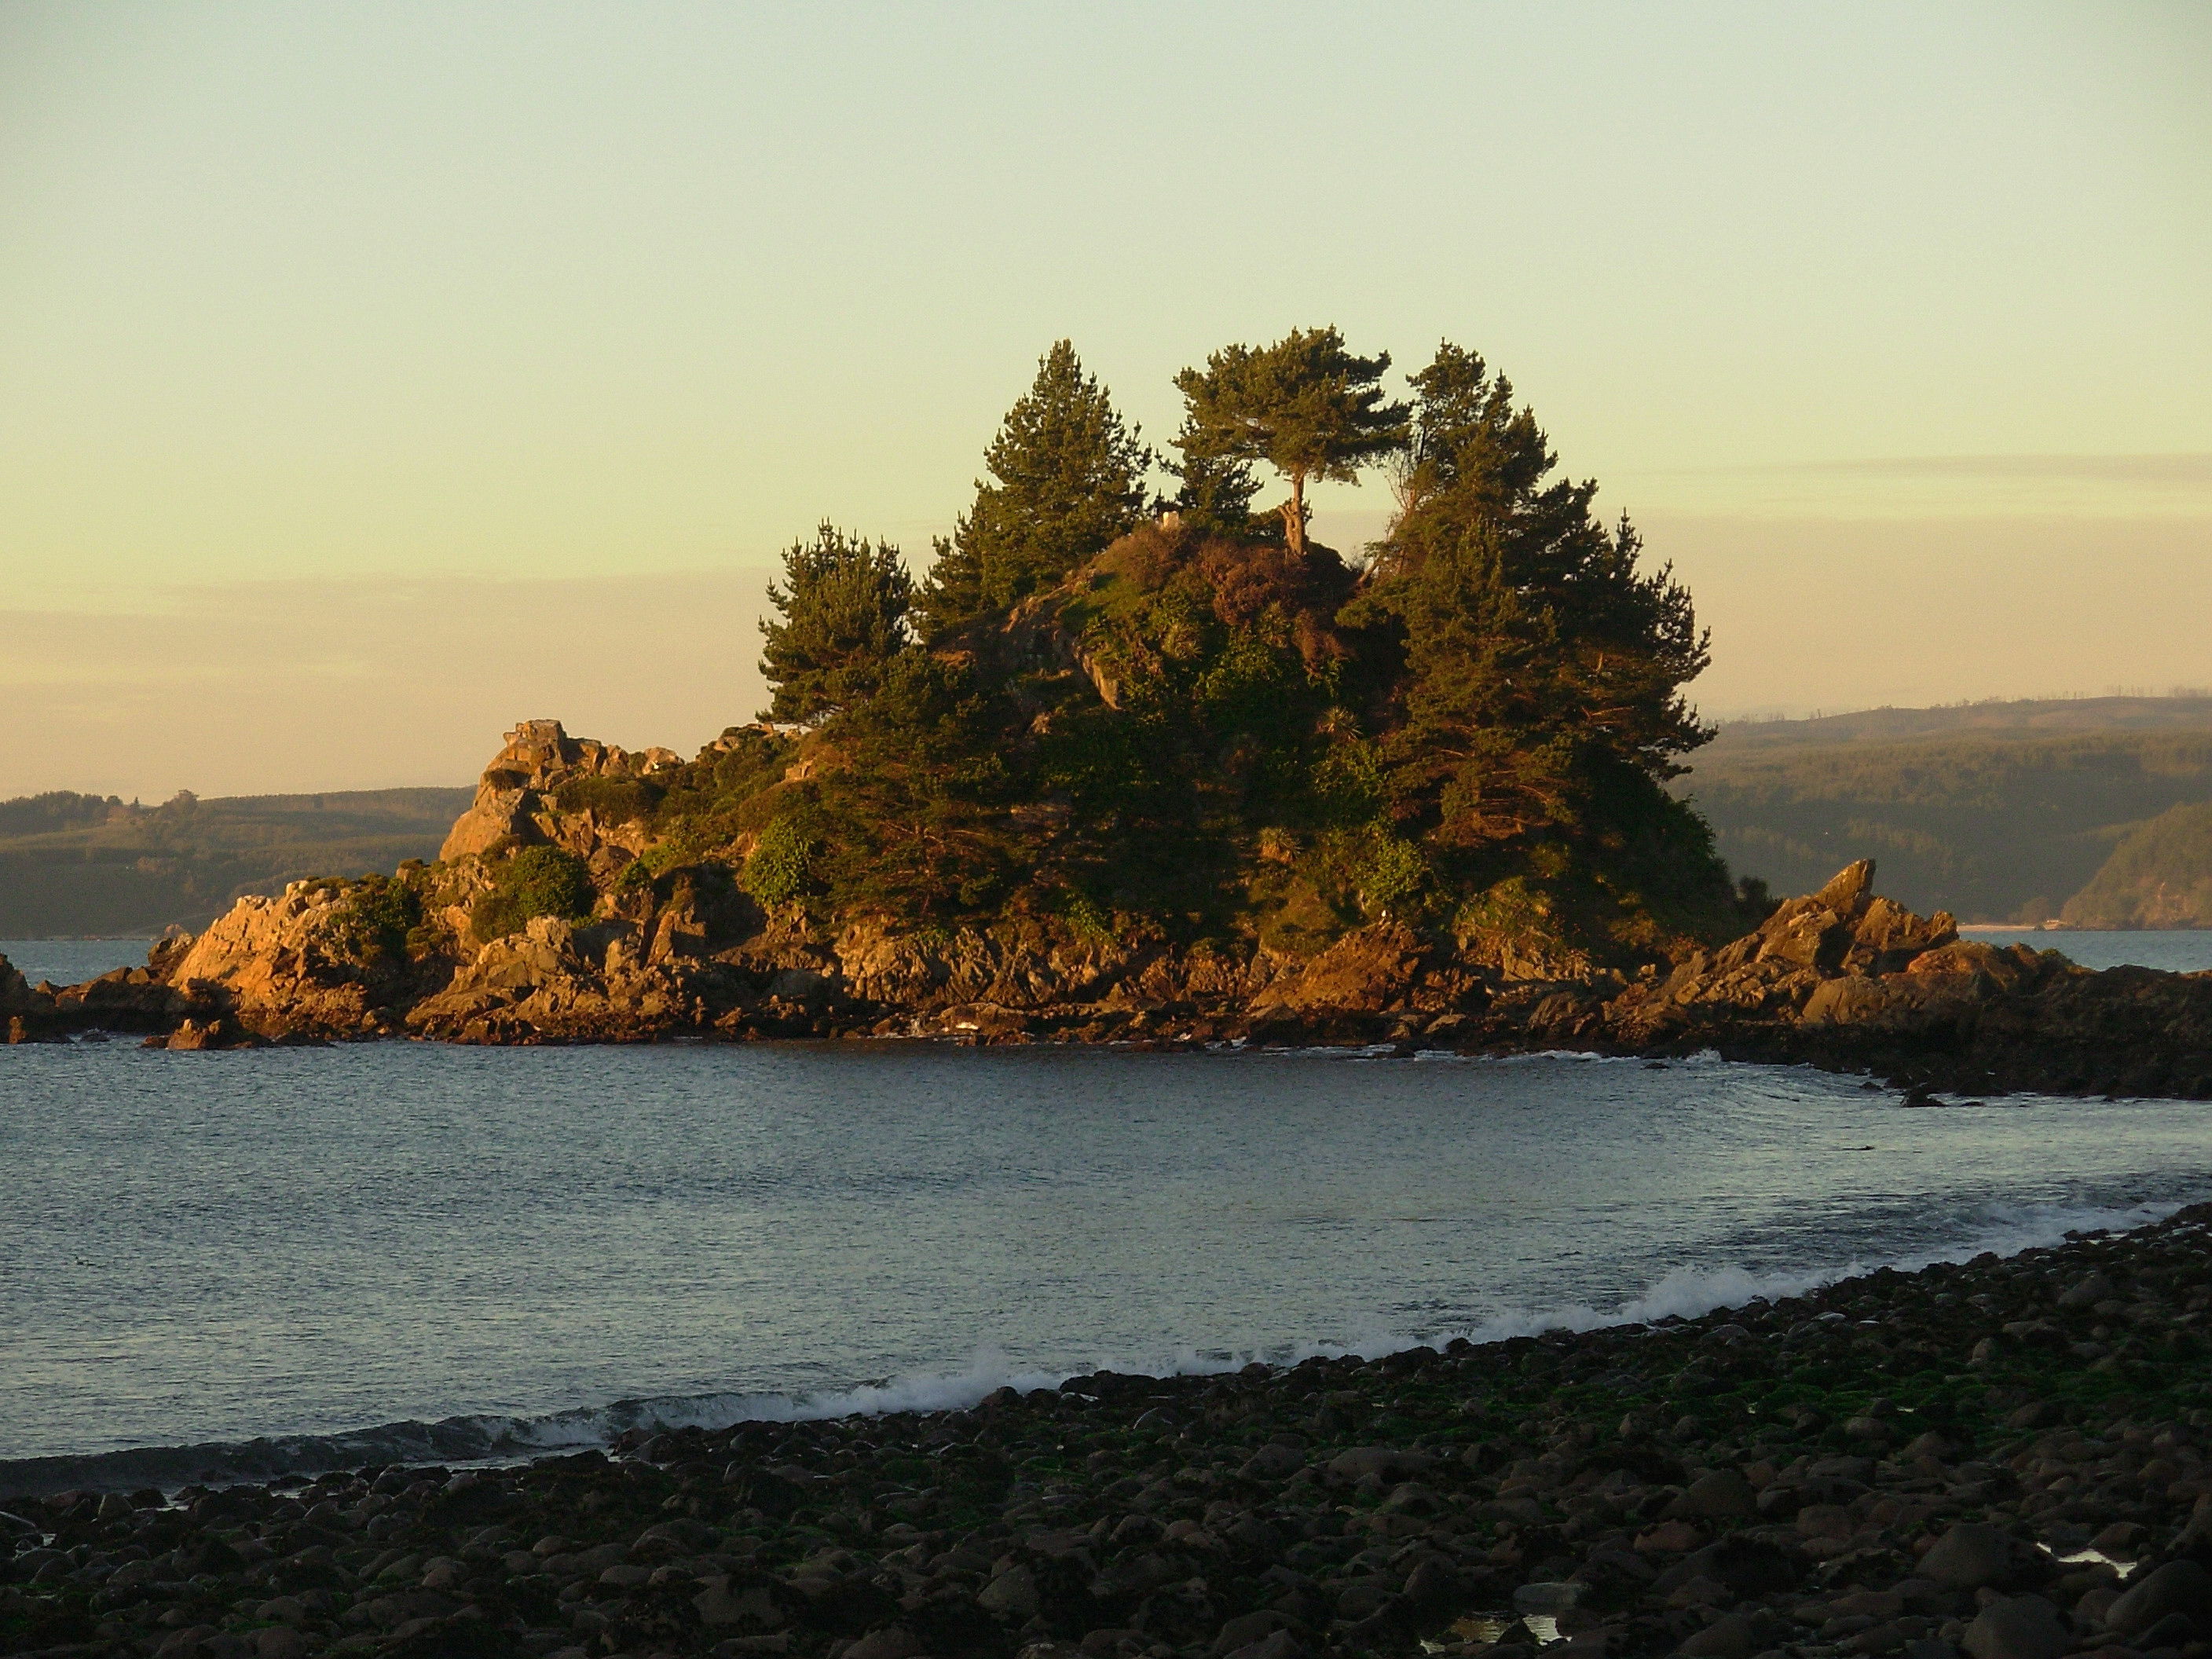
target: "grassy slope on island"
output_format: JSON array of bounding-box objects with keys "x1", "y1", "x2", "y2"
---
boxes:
[
  {"x1": 0, "y1": 787, "x2": 473, "y2": 936},
  {"x1": 1675, "y1": 698, "x2": 2212, "y2": 924}
]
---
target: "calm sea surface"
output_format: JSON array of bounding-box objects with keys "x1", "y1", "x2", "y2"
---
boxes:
[{"x1": 6, "y1": 1031, "x2": 2211, "y2": 1481}]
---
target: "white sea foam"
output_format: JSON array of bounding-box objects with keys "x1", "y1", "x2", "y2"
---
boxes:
[{"x1": 450, "y1": 1193, "x2": 2198, "y2": 1447}]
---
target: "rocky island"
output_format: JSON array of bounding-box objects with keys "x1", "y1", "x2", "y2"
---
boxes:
[
  {"x1": 5, "y1": 332, "x2": 2210, "y2": 1096},
  {"x1": 6, "y1": 725, "x2": 2210, "y2": 1103}
]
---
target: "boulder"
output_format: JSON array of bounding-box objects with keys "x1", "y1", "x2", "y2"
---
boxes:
[
  {"x1": 2056, "y1": 1271, "x2": 2119, "y2": 1309},
  {"x1": 2103, "y1": 1559, "x2": 2212, "y2": 1638},
  {"x1": 1667, "y1": 1470, "x2": 1757, "y2": 1519},
  {"x1": 1678, "y1": 1612, "x2": 1764, "y2": 1659},
  {"x1": 1239, "y1": 1443, "x2": 1306, "y2": 1481},
  {"x1": 976, "y1": 1563, "x2": 1039, "y2": 1618},
  {"x1": 1251, "y1": 923, "x2": 1426, "y2": 1014},
  {"x1": 1919, "y1": 1523, "x2": 2025, "y2": 1591},
  {"x1": 1325, "y1": 1446, "x2": 1435, "y2": 1484},
  {"x1": 1961, "y1": 1595, "x2": 2068, "y2": 1659}
]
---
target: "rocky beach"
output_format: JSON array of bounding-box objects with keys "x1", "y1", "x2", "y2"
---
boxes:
[{"x1": 9, "y1": 1207, "x2": 2212, "y2": 1659}]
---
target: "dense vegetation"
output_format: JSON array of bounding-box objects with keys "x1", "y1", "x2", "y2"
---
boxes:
[
  {"x1": 1680, "y1": 701, "x2": 2212, "y2": 924},
  {"x1": 469, "y1": 846, "x2": 595, "y2": 943},
  {"x1": 0, "y1": 788, "x2": 471, "y2": 936},
  {"x1": 671, "y1": 332, "x2": 1751, "y2": 966}
]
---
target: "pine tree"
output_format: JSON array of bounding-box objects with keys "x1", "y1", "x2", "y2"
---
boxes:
[
  {"x1": 1173, "y1": 327, "x2": 1409, "y2": 558},
  {"x1": 757, "y1": 523, "x2": 913, "y2": 723},
  {"x1": 1166, "y1": 420, "x2": 1262, "y2": 538},
  {"x1": 915, "y1": 341, "x2": 1152, "y2": 638},
  {"x1": 1357, "y1": 342, "x2": 1711, "y2": 846}
]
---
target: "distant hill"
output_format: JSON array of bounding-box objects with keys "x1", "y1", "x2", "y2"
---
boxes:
[
  {"x1": 0, "y1": 787, "x2": 473, "y2": 936},
  {"x1": 2062, "y1": 801, "x2": 2212, "y2": 928},
  {"x1": 1678, "y1": 697, "x2": 2212, "y2": 924},
  {"x1": 1703, "y1": 694, "x2": 2212, "y2": 749}
]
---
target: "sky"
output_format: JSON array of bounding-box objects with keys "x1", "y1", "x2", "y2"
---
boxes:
[{"x1": 2, "y1": 2, "x2": 2208, "y2": 797}]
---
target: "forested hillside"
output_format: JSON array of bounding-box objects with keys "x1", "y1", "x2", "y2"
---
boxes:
[
  {"x1": 2063, "y1": 800, "x2": 2212, "y2": 928},
  {"x1": 0, "y1": 788, "x2": 471, "y2": 936},
  {"x1": 1678, "y1": 698, "x2": 2212, "y2": 923}
]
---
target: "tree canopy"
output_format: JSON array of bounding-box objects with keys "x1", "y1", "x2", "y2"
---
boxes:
[
  {"x1": 732, "y1": 332, "x2": 1739, "y2": 961},
  {"x1": 1173, "y1": 327, "x2": 1408, "y2": 558},
  {"x1": 1354, "y1": 342, "x2": 1711, "y2": 855},
  {"x1": 916, "y1": 341, "x2": 1152, "y2": 639},
  {"x1": 757, "y1": 524, "x2": 912, "y2": 723}
]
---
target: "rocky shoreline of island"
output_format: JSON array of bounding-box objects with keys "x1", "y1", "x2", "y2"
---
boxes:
[
  {"x1": 9, "y1": 1208, "x2": 2212, "y2": 1659},
  {"x1": 6, "y1": 854, "x2": 2212, "y2": 1104}
]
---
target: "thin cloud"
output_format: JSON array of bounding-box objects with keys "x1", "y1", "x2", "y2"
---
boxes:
[
  {"x1": 1795, "y1": 454, "x2": 2212, "y2": 485},
  {"x1": 1652, "y1": 454, "x2": 2212, "y2": 485}
]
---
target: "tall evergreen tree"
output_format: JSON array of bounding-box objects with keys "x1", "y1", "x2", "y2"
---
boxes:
[
  {"x1": 1166, "y1": 420, "x2": 1263, "y2": 538},
  {"x1": 1380, "y1": 342, "x2": 1558, "y2": 562},
  {"x1": 758, "y1": 523, "x2": 913, "y2": 723},
  {"x1": 915, "y1": 341, "x2": 1152, "y2": 638},
  {"x1": 1358, "y1": 342, "x2": 1711, "y2": 846},
  {"x1": 1173, "y1": 327, "x2": 1409, "y2": 558}
]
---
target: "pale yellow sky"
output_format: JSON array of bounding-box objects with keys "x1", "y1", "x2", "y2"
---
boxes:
[{"x1": 2, "y1": 2, "x2": 2207, "y2": 796}]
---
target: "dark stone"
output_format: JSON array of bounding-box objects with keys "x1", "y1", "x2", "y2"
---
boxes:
[
  {"x1": 1962, "y1": 1595, "x2": 2068, "y2": 1659},
  {"x1": 2108, "y1": 1562, "x2": 2212, "y2": 1639}
]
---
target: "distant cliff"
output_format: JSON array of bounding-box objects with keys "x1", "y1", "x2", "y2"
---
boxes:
[{"x1": 0, "y1": 787, "x2": 473, "y2": 936}]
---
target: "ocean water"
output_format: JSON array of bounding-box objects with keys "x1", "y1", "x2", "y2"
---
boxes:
[
  {"x1": 4, "y1": 1038, "x2": 2210, "y2": 1485},
  {"x1": 2, "y1": 939, "x2": 156, "y2": 985}
]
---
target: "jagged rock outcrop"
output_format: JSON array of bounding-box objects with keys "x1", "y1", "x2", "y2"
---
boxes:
[
  {"x1": 439, "y1": 719, "x2": 683, "y2": 862},
  {"x1": 157, "y1": 882, "x2": 414, "y2": 1038},
  {"x1": 0, "y1": 954, "x2": 34, "y2": 1016},
  {"x1": 2, "y1": 942, "x2": 220, "y2": 1044},
  {"x1": 1585, "y1": 857, "x2": 2212, "y2": 1097},
  {"x1": 1603, "y1": 859, "x2": 1968, "y2": 1040}
]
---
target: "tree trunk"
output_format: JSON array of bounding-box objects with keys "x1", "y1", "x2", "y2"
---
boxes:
[{"x1": 1281, "y1": 471, "x2": 1307, "y2": 558}]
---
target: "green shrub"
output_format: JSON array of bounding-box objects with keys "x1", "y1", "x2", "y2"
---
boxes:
[
  {"x1": 1355, "y1": 832, "x2": 1428, "y2": 917},
  {"x1": 741, "y1": 816, "x2": 819, "y2": 906},
  {"x1": 551, "y1": 775, "x2": 663, "y2": 823},
  {"x1": 1309, "y1": 824, "x2": 1428, "y2": 920},
  {"x1": 1058, "y1": 892, "x2": 1115, "y2": 943},
  {"x1": 471, "y1": 845, "x2": 595, "y2": 942},
  {"x1": 326, "y1": 875, "x2": 423, "y2": 965},
  {"x1": 613, "y1": 833, "x2": 711, "y2": 894}
]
